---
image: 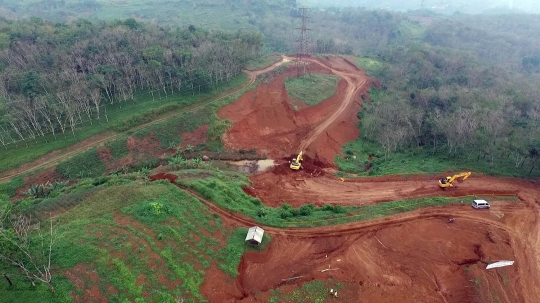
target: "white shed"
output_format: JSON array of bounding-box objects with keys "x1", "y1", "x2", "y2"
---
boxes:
[{"x1": 245, "y1": 226, "x2": 265, "y2": 246}]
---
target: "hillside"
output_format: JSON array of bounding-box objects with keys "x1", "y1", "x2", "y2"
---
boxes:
[{"x1": 0, "y1": 4, "x2": 539, "y2": 303}]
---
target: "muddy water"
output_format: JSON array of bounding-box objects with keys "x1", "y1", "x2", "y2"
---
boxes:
[{"x1": 227, "y1": 159, "x2": 276, "y2": 173}]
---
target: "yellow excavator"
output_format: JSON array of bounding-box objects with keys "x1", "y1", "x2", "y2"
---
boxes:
[
  {"x1": 289, "y1": 151, "x2": 303, "y2": 170},
  {"x1": 438, "y1": 172, "x2": 471, "y2": 189}
]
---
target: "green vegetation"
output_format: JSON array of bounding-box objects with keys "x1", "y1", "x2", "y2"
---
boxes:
[
  {"x1": 0, "y1": 278, "x2": 73, "y2": 303},
  {"x1": 48, "y1": 76, "x2": 258, "y2": 181},
  {"x1": 269, "y1": 279, "x2": 342, "y2": 303},
  {"x1": 336, "y1": 140, "x2": 540, "y2": 178},
  {"x1": 356, "y1": 57, "x2": 385, "y2": 77},
  {"x1": 397, "y1": 20, "x2": 426, "y2": 40},
  {"x1": 3, "y1": 180, "x2": 272, "y2": 302},
  {"x1": 0, "y1": 73, "x2": 248, "y2": 173},
  {"x1": 219, "y1": 227, "x2": 271, "y2": 277},
  {"x1": 338, "y1": 86, "x2": 540, "y2": 178},
  {"x1": 284, "y1": 74, "x2": 340, "y2": 107},
  {"x1": 55, "y1": 148, "x2": 106, "y2": 179},
  {"x1": 0, "y1": 0, "x2": 299, "y2": 31},
  {"x1": 0, "y1": 175, "x2": 25, "y2": 198},
  {"x1": 245, "y1": 53, "x2": 282, "y2": 71}
]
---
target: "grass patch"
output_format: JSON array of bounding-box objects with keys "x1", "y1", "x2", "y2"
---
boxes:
[
  {"x1": 336, "y1": 140, "x2": 540, "y2": 178},
  {"x1": 105, "y1": 137, "x2": 129, "y2": 159},
  {"x1": 0, "y1": 275, "x2": 73, "y2": 303},
  {"x1": 14, "y1": 181, "x2": 230, "y2": 302},
  {"x1": 356, "y1": 57, "x2": 385, "y2": 76},
  {"x1": 284, "y1": 74, "x2": 339, "y2": 107},
  {"x1": 55, "y1": 148, "x2": 106, "y2": 179},
  {"x1": 245, "y1": 53, "x2": 282, "y2": 71},
  {"x1": 269, "y1": 279, "x2": 342, "y2": 303},
  {"x1": 57, "y1": 182, "x2": 171, "y2": 223},
  {"x1": 0, "y1": 175, "x2": 24, "y2": 197}
]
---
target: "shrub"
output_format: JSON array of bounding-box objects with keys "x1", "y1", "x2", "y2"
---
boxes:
[
  {"x1": 281, "y1": 203, "x2": 293, "y2": 210},
  {"x1": 299, "y1": 204, "x2": 314, "y2": 216},
  {"x1": 332, "y1": 205, "x2": 345, "y2": 214},
  {"x1": 280, "y1": 209, "x2": 292, "y2": 219},
  {"x1": 0, "y1": 176, "x2": 25, "y2": 198},
  {"x1": 56, "y1": 149, "x2": 106, "y2": 179},
  {"x1": 257, "y1": 208, "x2": 267, "y2": 218}
]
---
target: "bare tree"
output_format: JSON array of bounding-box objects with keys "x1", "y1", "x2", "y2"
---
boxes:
[{"x1": 0, "y1": 210, "x2": 58, "y2": 292}]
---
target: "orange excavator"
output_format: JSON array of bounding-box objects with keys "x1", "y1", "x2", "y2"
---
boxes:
[{"x1": 439, "y1": 172, "x2": 471, "y2": 189}]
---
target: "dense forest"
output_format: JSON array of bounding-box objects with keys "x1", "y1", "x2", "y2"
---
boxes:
[
  {"x1": 312, "y1": 11, "x2": 540, "y2": 174},
  {"x1": 301, "y1": 0, "x2": 540, "y2": 14},
  {"x1": 0, "y1": 18, "x2": 262, "y2": 146}
]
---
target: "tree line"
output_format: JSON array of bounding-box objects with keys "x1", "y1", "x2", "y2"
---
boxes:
[
  {"x1": 359, "y1": 43, "x2": 540, "y2": 174},
  {"x1": 0, "y1": 17, "x2": 262, "y2": 147}
]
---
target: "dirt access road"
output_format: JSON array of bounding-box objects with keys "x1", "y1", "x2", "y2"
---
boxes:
[{"x1": 0, "y1": 57, "x2": 291, "y2": 183}]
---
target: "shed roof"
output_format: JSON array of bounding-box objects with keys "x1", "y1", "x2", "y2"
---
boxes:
[{"x1": 245, "y1": 226, "x2": 264, "y2": 244}]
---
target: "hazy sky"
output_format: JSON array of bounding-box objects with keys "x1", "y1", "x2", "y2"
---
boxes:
[{"x1": 298, "y1": 0, "x2": 540, "y2": 14}]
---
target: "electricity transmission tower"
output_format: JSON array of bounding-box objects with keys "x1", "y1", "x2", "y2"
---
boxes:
[{"x1": 295, "y1": 7, "x2": 311, "y2": 78}]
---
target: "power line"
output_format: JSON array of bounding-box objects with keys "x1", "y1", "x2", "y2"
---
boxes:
[{"x1": 295, "y1": 7, "x2": 311, "y2": 78}]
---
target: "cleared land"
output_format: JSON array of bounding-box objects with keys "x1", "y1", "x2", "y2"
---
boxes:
[{"x1": 2, "y1": 55, "x2": 539, "y2": 303}]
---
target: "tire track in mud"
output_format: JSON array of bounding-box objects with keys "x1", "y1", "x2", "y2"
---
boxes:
[{"x1": 0, "y1": 58, "x2": 291, "y2": 183}]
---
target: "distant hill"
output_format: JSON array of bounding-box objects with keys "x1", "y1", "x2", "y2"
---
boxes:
[
  {"x1": 299, "y1": 0, "x2": 540, "y2": 14},
  {"x1": 0, "y1": 0, "x2": 297, "y2": 30}
]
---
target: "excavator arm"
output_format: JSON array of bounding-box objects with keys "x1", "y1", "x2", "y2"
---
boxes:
[
  {"x1": 448, "y1": 172, "x2": 471, "y2": 183},
  {"x1": 439, "y1": 172, "x2": 471, "y2": 189}
]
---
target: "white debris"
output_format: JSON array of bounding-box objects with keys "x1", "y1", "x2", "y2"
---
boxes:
[{"x1": 486, "y1": 261, "x2": 514, "y2": 269}]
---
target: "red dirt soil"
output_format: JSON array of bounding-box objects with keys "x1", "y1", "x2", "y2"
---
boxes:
[
  {"x1": 12, "y1": 167, "x2": 64, "y2": 200},
  {"x1": 199, "y1": 200, "x2": 540, "y2": 303},
  {"x1": 203, "y1": 55, "x2": 540, "y2": 302},
  {"x1": 219, "y1": 55, "x2": 375, "y2": 165},
  {"x1": 181, "y1": 124, "x2": 209, "y2": 148},
  {"x1": 148, "y1": 173, "x2": 178, "y2": 183},
  {"x1": 64, "y1": 264, "x2": 108, "y2": 303}
]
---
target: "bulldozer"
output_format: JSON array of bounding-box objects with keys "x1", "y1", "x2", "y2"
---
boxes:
[
  {"x1": 438, "y1": 172, "x2": 471, "y2": 189},
  {"x1": 289, "y1": 151, "x2": 303, "y2": 170}
]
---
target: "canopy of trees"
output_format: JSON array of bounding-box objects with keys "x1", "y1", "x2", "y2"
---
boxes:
[
  {"x1": 0, "y1": 18, "x2": 262, "y2": 145},
  {"x1": 359, "y1": 42, "x2": 540, "y2": 173}
]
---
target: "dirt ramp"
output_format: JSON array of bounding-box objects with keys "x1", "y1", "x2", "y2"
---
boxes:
[{"x1": 219, "y1": 56, "x2": 372, "y2": 164}]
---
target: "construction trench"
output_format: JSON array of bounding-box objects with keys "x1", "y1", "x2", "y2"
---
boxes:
[{"x1": 200, "y1": 55, "x2": 540, "y2": 302}]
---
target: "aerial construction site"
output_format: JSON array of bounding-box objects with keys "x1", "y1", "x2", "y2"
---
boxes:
[
  {"x1": 200, "y1": 55, "x2": 540, "y2": 302},
  {"x1": 1, "y1": 55, "x2": 539, "y2": 303}
]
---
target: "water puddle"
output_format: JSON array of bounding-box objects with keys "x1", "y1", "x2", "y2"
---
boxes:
[{"x1": 227, "y1": 159, "x2": 276, "y2": 173}]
